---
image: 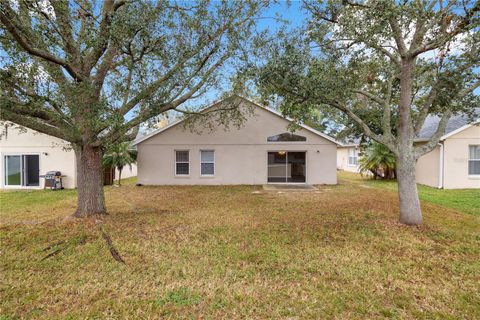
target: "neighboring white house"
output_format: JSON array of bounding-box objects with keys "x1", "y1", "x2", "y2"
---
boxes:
[
  {"x1": 414, "y1": 112, "x2": 480, "y2": 189},
  {"x1": 134, "y1": 96, "x2": 341, "y2": 185},
  {"x1": 0, "y1": 124, "x2": 137, "y2": 189},
  {"x1": 337, "y1": 139, "x2": 361, "y2": 173},
  {"x1": 335, "y1": 112, "x2": 480, "y2": 189}
]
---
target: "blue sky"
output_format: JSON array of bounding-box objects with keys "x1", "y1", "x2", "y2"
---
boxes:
[
  {"x1": 258, "y1": 1, "x2": 306, "y2": 31},
  {"x1": 189, "y1": 1, "x2": 307, "y2": 109}
]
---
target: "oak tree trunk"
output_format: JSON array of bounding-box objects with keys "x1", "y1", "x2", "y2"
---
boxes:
[
  {"x1": 396, "y1": 154, "x2": 422, "y2": 225},
  {"x1": 73, "y1": 145, "x2": 106, "y2": 217},
  {"x1": 395, "y1": 57, "x2": 422, "y2": 225}
]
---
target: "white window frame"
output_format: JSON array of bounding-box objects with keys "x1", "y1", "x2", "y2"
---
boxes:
[
  {"x1": 200, "y1": 150, "x2": 215, "y2": 176},
  {"x1": 174, "y1": 150, "x2": 190, "y2": 176},
  {"x1": 348, "y1": 148, "x2": 358, "y2": 166},
  {"x1": 468, "y1": 144, "x2": 480, "y2": 177}
]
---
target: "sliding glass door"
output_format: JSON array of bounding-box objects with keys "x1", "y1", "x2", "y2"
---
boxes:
[
  {"x1": 24, "y1": 155, "x2": 40, "y2": 186},
  {"x1": 268, "y1": 151, "x2": 306, "y2": 183},
  {"x1": 4, "y1": 155, "x2": 40, "y2": 187},
  {"x1": 5, "y1": 155, "x2": 22, "y2": 186}
]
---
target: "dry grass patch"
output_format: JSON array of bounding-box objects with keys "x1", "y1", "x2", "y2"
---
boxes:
[{"x1": 1, "y1": 177, "x2": 479, "y2": 319}]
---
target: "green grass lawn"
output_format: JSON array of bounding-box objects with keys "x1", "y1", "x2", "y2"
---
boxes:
[
  {"x1": 0, "y1": 176, "x2": 479, "y2": 319},
  {"x1": 339, "y1": 171, "x2": 480, "y2": 216}
]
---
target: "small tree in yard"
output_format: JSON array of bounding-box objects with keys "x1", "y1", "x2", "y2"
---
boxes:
[
  {"x1": 103, "y1": 142, "x2": 136, "y2": 186},
  {"x1": 255, "y1": 0, "x2": 479, "y2": 225},
  {"x1": 359, "y1": 141, "x2": 396, "y2": 179},
  {"x1": 0, "y1": 0, "x2": 269, "y2": 217}
]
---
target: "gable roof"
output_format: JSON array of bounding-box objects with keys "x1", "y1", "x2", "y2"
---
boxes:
[
  {"x1": 337, "y1": 136, "x2": 362, "y2": 147},
  {"x1": 415, "y1": 108, "x2": 480, "y2": 141},
  {"x1": 133, "y1": 96, "x2": 341, "y2": 145}
]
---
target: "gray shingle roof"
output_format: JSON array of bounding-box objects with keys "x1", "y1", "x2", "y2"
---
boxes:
[
  {"x1": 339, "y1": 136, "x2": 362, "y2": 146},
  {"x1": 416, "y1": 109, "x2": 480, "y2": 140}
]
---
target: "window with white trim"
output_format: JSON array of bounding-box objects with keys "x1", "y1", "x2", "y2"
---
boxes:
[
  {"x1": 175, "y1": 150, "x2": 189, "y2": 175},
  {"x1": 468, "y1": 145, "x2": 480, "y2": 175},
  {"x1": 200, "y1": 150, "x2": 215, "y2": 175},
  {"x1": 348, "y1": 148, "x2": 359, "y2": 166}
]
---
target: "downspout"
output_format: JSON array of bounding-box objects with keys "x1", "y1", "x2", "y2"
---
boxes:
[{"x1": 438, "y1": 142, "x2": 444, "y2": 189}]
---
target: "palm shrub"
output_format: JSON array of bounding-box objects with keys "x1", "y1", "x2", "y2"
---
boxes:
[
  {"x1": 359, "y1": 142, "x2": 396, "y2": 179},
  {"x1": 102, "y1": 142, "x2": 137, "y2": 186}
]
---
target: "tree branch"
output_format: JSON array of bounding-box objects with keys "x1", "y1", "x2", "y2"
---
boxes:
[
  {"x1": 0, "y1": 3, "x2": 84, "y2": 81},
  {"x1": 414, "y1": 110, "x2": 452, "y2": 158},
  {"x1": 352, "y1": 89, "x2": 387, "y2": 106},
  {"x1": 83, "y1": 0, "x2": 126, "y2": 74},
  {"x1": 0, "y1": 108, "x2": 70, "y2": 142},
  {"x1": 389, "y1": 17, "x2": 408, "y2": 56},
  {"x1": 327, "y1": 100, "x2": 397, "y2": 152}
]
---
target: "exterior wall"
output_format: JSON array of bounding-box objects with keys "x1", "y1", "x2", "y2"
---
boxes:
[
  {"x1": 415, "y1": 125, "x2": 480, "y2": 189},
  {"x1": 115, "y1": 164, "x2": 137, "y2": 180},
  {"x1": 443, "y1": 125, "x2": 480, "y2": 189},
  {"x1": 415, "y1": 144, "x2": 440, "y2": 188},
  {"x1": 137, "y1": 101, "x2": 337, "y2": 185},
  {"x1": 337, "y1": 146, "x2": 360, "y2": 173},
  {"x1": 0, "y1": 126, "x2": 76, "y2": 189}
]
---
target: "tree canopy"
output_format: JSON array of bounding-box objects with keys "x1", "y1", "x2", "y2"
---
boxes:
[
  {"x1": 253, "y1": 0, "x2": 479, "y2": 225},
  {"x1": 0, "y1": 0, "x2": 268, "y2": 146}
]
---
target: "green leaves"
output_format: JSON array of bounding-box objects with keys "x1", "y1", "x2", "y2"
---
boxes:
[
  {"x1": 1, "y1": 0, "x2": 270, "y2": 147},
  {"x1": 102, "y1": 142, "x2": 137, "y2": 171},
  {"x1": 254, "y1": 0, "x2": 479, "y2": 152},
  {"x1": 358, "y1": 141, "x2": 396, "y2": 179}
]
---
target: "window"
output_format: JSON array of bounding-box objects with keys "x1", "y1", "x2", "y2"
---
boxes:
[
  {"x1": 175, "y1": 150, "x2": 189, "y2": 175},
  {"x1": 267, "y1": 133, "x2": 306, "y2": 142},
  {"x1": 200, "y1": 150, "x2": 215, "y2": 175},
  {"x1": 469, "y1": 145, "x2": 480, "y2": 175},
  {"x1": 348, "y1": 148, "x2": 359, "y2": 166}
]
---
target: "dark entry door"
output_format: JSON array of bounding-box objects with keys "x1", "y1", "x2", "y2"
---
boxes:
[
  {"x1": 268, "y1": 151, "x2": 306, "y2": 183},
  {"x1": 24, "y1": 155, "x2": 40, "y2": 186}
]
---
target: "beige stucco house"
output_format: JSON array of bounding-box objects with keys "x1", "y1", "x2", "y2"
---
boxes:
[
  {"x1": 134, "y1": 97, "x2": 340, "y2": 185},
  {"x1": 0, "y1": 124, "x2": 137, "y2": 189},
  {"x1": 415, "y1": 113, "x2": 480, "y2": 189}
]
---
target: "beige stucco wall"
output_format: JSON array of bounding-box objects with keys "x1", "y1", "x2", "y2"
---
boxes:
[
  {"x1": 415, "y1": 144, "x2": 440, "y2": 188},
  {"x1": 443, "y1": 125, "x2": 480, "y2": 189},
  {"x1": 337, "y1": 146, "x2": 360, "y2": 173},
  {"x1": 0, "y1": 126, "x2": 76, "y2": 189},
  {"x1": 137, "y1": 101, "x2": 337, "y2": 185}
]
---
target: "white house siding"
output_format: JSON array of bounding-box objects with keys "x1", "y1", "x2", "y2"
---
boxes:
[
  {"x1": 136, "y1": 100, "x2": 338, "y2": 185},
  {"x1": 415, "y1": 143, "x2": 440, "y2": 188},
  {"x1": 442, "y1": 125, "x2": 480, "y2": 189},
  {"x1": 337, "y1": 146, "x2": 360, "y2": 173},
  {"x1": 415, "y1": 124, "x2": 480, "y2": 189},
  {"x1": 115, "y1": 164, "x2": 138, "y2": 180},
  {"x1": 0, "y1": 127, "x2": 76, "y2": 189}
]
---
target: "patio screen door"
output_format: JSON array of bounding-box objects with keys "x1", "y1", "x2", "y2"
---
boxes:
[{"x1": 268, "y1": 151, "x2": 306, "y2": 183}]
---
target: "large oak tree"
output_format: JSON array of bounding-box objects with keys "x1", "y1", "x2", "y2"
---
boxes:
[
  {"x1": 0, "y1": 0, "x2": 268, "y2": 217},
  {"x1": 255, "y1": 0, "x2": 479, "y2": 225}
]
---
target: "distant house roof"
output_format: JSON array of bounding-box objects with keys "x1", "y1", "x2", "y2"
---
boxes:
[
  {"x1": 335, "y1": 109, "x2": 479, "y2": 146},
  {"x1": 416, "y1": 108, "x2": 480, "y2": 141},
  {"x1": 338, "y1": 136, "x2": 362, "y2": 147},
  {"x1": 133, "y1": 96, "x2": 341, "y2": 145}
]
